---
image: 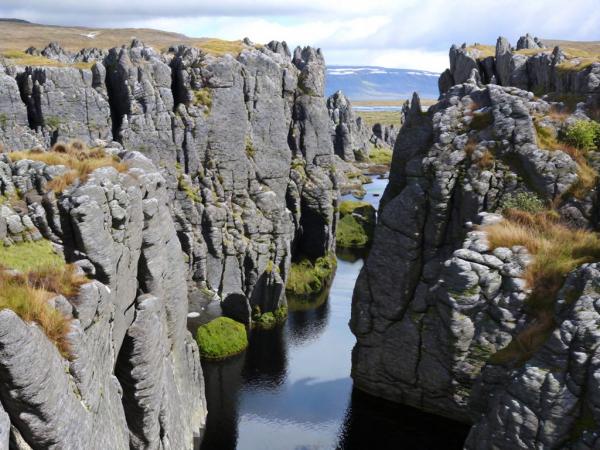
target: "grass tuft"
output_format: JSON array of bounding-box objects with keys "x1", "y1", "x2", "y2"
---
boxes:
[
  {"x1": 286, "y1": 252, "x2": 337, "y2": 298},
  {"x1": 9, "y1": 141, "x2": 128, "y2": 194},
  {"x1": 483, "y1": 209, "x2": 600, "y2": 365},
  {"x1": 368, "y1": 147, "x2": 393, "y2": 165},
  {"x1": 195, "y1": 317, "x2": 248, "y2": 359}
]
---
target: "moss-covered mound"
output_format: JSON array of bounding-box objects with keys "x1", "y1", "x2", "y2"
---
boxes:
[
  {"x1": 195, "y1": 317, "x2": 248, "y2": 360},
  {"x1": 368, "y1": 147, "x2": 393, "y2": 165},
  {"x1": 336, "y1": 200, "x2": 376, "y2": 249},
  {"x1": 285, "y1": 252, "x2": 337, "y2": 298},
  {"x1": 252, "y1": 305, "x2": 288, "y2": 330}
]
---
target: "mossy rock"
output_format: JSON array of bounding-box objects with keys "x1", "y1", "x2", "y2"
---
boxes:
[
  {"x1": 285, "y1": 252, "x2": 337, "y2": 297},
  {"x1": 252, "y1": 305, "x2": 288, "y2": 330},
  {"x1": 195, "y1": 317, "x2": 248, "y2": 360},
  {"x1": 336, "y1": 200, "x2": 376, "y2": 249}
]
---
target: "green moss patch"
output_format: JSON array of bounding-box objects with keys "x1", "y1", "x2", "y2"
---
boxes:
[
  {"x1": 336, "y1": 200, "x2": 376, "y2": 249},
  {"x1": 285, "y1": 252, "x2": 337, "y2": 298},
  {"x1": 368, "y1": 147, "x2": 393, "y2": 165},
  {"x1": 0, "y1": 239, "x2": 64, "y2": 272},
  {"x1": 252, "y1": 305, "x2": 288, "y2": 330},
  {"x1": 195, "y1": 317, "x2": 248, "y2": 360}
]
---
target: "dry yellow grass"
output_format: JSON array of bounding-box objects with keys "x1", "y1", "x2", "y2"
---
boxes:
[
  {"x1": 0, "y1": 21, "x2": 254, "y2": 58},
  {"x1": 9, "y1": 141, "x2": 128, "y2": 193},
  {"x1": 0, "y1": 241, "x2": 87, "y2": 357},
  {"x1": 484, "y1": 209, "x2": 600, "y2": 364},
  {"x1": 1, "y1": 49, "x2": 93, "y2": 68},
  {"x1": 466, "y1": 44, "x2": 496, "y2": 59},
  {"x1": 356, "y1": 110, "x2": 403, "y2": 129}
]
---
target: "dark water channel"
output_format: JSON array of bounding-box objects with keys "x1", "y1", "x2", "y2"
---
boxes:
[{"x1": 199, "y1": 176, "x2": 469, "y2": 450}]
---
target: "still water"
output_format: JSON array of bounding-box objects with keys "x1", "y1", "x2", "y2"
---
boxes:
[{"x1": 200, "y1": 176, "x2": 469, "y2": 450}]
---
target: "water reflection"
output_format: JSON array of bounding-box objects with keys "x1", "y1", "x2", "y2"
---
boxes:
[
  {"x1": 337, "y1": 389, "x2": 469, "y2": 450},
  {"x1": 199, "y1": 175, "x2": 469, "y2": 450}
]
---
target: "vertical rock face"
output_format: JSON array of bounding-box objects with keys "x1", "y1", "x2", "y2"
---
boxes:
[
  {"x1": 0, "y1": 40, "x2": 339, "y2": 317},
  {"x1": 0, "y1": 151, "x2": 206, "y2": 448},
  {"x1": 350, "y1": 74, "x2": 597, "y2": 429}
]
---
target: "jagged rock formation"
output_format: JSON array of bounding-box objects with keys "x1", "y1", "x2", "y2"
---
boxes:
[
  {"x1": 0, "y1": 40, "x2": 339, "y2": 321},
  {"x1": 0, "y1": 149, "x2": 205, "y2": 448},
  {"x1": 327, "y1": 90, "x2": 371, "y2": 161},
  {"x1": 350, "y1": 70, "x2": 600, "y2": 447},
  {"x1": 439, "y1": 34, "x2": 600, "y2": 105}
]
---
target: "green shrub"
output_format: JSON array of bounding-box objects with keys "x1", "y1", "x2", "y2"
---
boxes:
[
  {"x1": 500, "y1": 192, "x2": 545, "y2": 214},
  {"x1": 245, "y1": 138, "x2": 256, "y2": 158},
  {"x1": 285, "y1": 252, "x2": 337, "y2": 297},
  {"x1": 192, "y1": 88, "x2": 213, "y2": 111},
  {"x1": 45, "y1": 116, "x2": 62, "y2": 130},
  {"x1": 195, "y1": 317, "x2": 248, "y2": 359},
  {"x1": 562, "y1": 120, "x2": 600, "y2": 151}
]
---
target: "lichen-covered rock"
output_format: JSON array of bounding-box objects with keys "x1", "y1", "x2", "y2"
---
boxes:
[
  {"x1": 0, "y1": 151, "x2": 206, "y2": 448},
  {"x1": 350, "y1": 78, "x2": 592, "y2": 422},
  {"x1": 0, "y1": 38, "x2": 340, "y2": 321},
  {"x1": 327, "y1": 90, "x2": 371, "y2": 161},
  {"x1": 467, "y1": 263, "x2": 600, "y2": 449}
]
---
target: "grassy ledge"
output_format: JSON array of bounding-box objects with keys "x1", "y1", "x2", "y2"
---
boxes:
[
  {"x1": 483, "y1": 209, "x2": 600, "y2": 365},
  {"x1": 0, "y1": 239, "x2": 87, "y2": 356},
  {"x1": 285, "y1": 252, "x2": 337, "y2": 298},
  {"x1": 195, "y1": 317, "x2": 248, "y2": 360},
  {"x1": 368, "y1": 147, "x2": 393, "y2": 165},
  {"x1": 9, "y1": 141, "x2": 128, "y2": 194}
]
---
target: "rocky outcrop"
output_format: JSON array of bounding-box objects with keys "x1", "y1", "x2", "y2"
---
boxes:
[
  {"x1": 440, "y1": 35, "x2": 600, "y2": 104},
  {"x1": 466, "y1": 262, "x2": 600, "y2": 449},
  {"x1": 327, "y1": 90, "x2": 371, "y2": 161},
  {"x1": 0, "y1": 149, "x2": 206, "y2": 448},
  {"x1": 350, "y1": 73, "x2": 599, "y2": 435},
  {"x1": 0, "y1": 40, "x2": 339, "y2": 321}
]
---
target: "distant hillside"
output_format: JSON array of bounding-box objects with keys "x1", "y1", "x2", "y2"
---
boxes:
[{"x1": 325, "y1": 66, "x2": 440, "y2": 101}]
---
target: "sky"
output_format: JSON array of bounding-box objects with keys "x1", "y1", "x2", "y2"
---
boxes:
[{"x1": 1, "y1": 0, "x2": 599, "y2": 72}]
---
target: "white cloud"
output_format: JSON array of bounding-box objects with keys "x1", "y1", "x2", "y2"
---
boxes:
[{"x1": 0, "y1": 0, "x2": 598, "y2": 72}]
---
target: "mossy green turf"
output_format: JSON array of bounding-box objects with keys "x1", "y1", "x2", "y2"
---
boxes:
[
  {"x1": 368, "y1": 147, "x2": 393, "y2": 165},
  {"x1": 336, "y1": 200, "x2": 376, "y2": 249},
  {"x1": 285, "y1": 252, "x2": 337, "y2": 297},
  {"x1": 195, "y1": 317, "x2": 248, "y2": 359},
  {"x1": 0, "y1": 239, "x2": 64, "y2": 272},
  {"x1": 253, "y1": 305, "x2": 288, "y2": 330}
]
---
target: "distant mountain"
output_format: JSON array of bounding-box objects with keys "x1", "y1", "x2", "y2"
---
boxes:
[{"x1": 325, "y1": 66, "x2": 440, "y2": 101}]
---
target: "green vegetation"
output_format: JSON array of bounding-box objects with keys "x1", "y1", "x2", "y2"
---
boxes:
[
  {"x1": 45, "y1": 116, "x2": 62, "y2": 131},
  {"x1": 355, "y1": 110, "x2": 403, "y2": 129},
  {"x1": 0, "y1": 239, "x2": 63, "y2": 272},
  {"x1": 0, "y1": 113, "x2": 8, "y2": 129},
  {"x1": 192, "y1": 88, "x2": 212, "y2": 112},
  {"x1": 500, "y1": 192, "x2": 545, "y2": 214},
  {"x1": 0, "y1": 239, "x2": 88, "y2": 356},
  {"x1": 484, "y1": 209, "x2": 600, "y2": 365},
  {"x1": 195, "y1": 317, "x2": 248, "y2": 359},
  {"x1": 285, "y1": 252, "x2": 337, "y2": 297},
  {"x1": 252, "y1": 305, "x2": 288, "y2": 330},
  {"x1": 197, "y1": 39, "x2": 246, "y2": 56},
  {"x1": 177, "y1": 175, "x2": 201, "y2": 203},
  {"x1": 562, "y1": 120, "x2": 600, "y2": 151},
  {"x1": 1, "y1": 50, "x2": 93, "y2": 69},
  {"x1": 336, "y1": 200, "x2": 376, "y2": 249},
  {"x1": 368, "y1": 147, "x2": 393, "y2": 165}
]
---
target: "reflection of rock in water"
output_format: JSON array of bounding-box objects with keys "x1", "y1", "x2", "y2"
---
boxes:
[
  {"x1": 242, "y1": 326, "x2": 288, "y2": 388},
  {"x1": 200, "y1": 354, "x2": 246, "y2": 450},
  {"x1": 286, "y1": 293, "x2": 330, "y2": 345},
  {"x1": 336, "y1": 389, "x2": 469, "y2": 450},
  {"x1": 335, "y1": 247, "x2": 368, "y2": 263}
]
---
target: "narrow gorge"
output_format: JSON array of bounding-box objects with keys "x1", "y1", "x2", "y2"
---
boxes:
[{"x1": 0, "y1": 18, "x2": 599, "y2": 450}]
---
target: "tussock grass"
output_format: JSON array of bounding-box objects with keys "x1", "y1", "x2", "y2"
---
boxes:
[
  {"x1": 286, "y1": 252, "x2": 337, "y2": 297},
  {"x1": 9, "y1": 141, "x2": 128, "y2": 193},
  {"x1": 466, "y1": 44, "x2": 495, "y2": 59},
  {"x1": 484, "y1": 209, "x2": 600, "y2": 364},
  {"x1": 0, "y1": 239, "x2": 87, "y2": 356},
  {"x1": 195, "y1": 317, "x2": 248, "y2": 359}
]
